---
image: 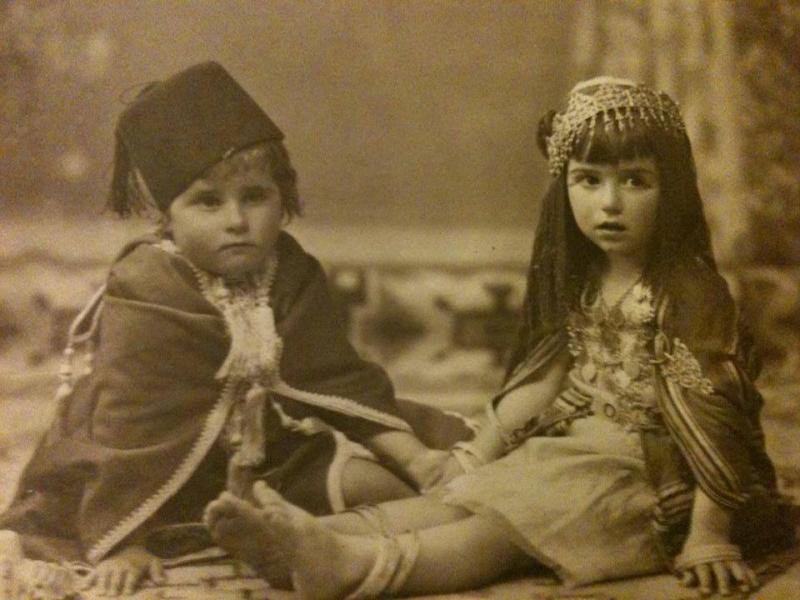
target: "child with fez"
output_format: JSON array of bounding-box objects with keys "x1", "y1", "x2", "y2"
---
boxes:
[{"x1": 0, "y1": 61, "x2": 450, "y2": 596}]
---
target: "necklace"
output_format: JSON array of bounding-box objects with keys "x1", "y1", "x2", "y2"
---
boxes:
[{"x1": 598, "y1": 273, "x2": 644, "y2": 317}]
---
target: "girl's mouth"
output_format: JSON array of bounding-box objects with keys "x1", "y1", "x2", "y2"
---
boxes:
[{"x1": 597, "y1": 222, "x2": 626, "y2": 232}]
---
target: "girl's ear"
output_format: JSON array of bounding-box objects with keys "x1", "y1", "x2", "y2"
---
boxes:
[{"x1": 536, "y1": 110, "x2": 557, "y2": 158}]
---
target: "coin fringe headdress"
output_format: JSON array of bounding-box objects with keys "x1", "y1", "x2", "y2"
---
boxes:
[{"x1": 544, "y1": 76, "x2": 687, "y2": 176}]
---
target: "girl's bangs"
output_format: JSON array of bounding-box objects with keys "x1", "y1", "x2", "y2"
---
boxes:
[{"x1": 573, "y1": 112, "x2": 660, "y2": 164}]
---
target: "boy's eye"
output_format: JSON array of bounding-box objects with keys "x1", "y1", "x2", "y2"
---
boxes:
[
  {"x1": 241, "y1": 187, "x2": 268, "y2": 203},
  {"x1": 193, "y1": 192, "x2": 222, "y2": 208}
]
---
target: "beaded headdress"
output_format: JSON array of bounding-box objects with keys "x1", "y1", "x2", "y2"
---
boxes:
[{"x1": 545, "y1": 76, "x2": 686, "y2": 176}]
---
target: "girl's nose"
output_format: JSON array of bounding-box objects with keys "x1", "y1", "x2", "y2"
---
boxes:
[
  {"x1": 223, "y1": 199, "x2": 248, "y2": 232},
  {"x1": 600, "y1": 182, "x2": 622, "y2": 213}
]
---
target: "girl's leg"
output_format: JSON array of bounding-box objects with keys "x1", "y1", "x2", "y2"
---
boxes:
[
  {"x1": 340, "y1": 458, "x2": 416, "y2": 506},
  {"x1": 322, "y1": 492, "x2": 471, "y2": 536},
  {"x1": 204, "y1": 471, "x2": 469, "y2": 588},
  {"x1": 290, "y1": 516, "x2": 526, "y2": 599},
  {"x1": 206, "y1": 484, "x2": 530, "y2": 598},
  {"x1": 396, "y1": 515, "x2": 530, "y2": 594}
]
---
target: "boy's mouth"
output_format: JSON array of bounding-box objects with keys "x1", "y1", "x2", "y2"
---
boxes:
[{"x1": 219, "y1": 242, "x2": 257, "y2": 250}]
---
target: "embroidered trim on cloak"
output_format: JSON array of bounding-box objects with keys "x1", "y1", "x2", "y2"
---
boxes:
[
  {"x1": 87, "y1": 378, "x2": 238, "y2": 562},
  {"x1": 272, "y1": 380, "x2": 411, "y2": 431},
  {"x1": 89, "y1": 239, "x2": 410, "y2": 559},
  {"x1": 657, "y1": 336, "x2": 714, "y2": 396},
  {"x1": 653, "y1": 301, "x2": 747, "y2": 510}
]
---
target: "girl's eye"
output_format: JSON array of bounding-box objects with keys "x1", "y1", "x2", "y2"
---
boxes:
[
  {"x1": 570, "y1": 173, "x2": 601, "y2": 187},
  {"x1": 621, "y1": 174, "x2": 654, "y2": 189}
]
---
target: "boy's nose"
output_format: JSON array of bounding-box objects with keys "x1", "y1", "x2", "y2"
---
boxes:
[{"x1": 223, "y1": 200, "x2": 248, "y2": 231}]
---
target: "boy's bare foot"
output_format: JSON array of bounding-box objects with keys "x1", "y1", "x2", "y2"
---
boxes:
[{"x1": 206, "y1": 482, "x2": 378, "y2": 600}]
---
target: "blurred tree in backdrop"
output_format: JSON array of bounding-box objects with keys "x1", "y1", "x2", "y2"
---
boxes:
[
  {"x1": 0, "y1": 0, "x2": 113, "y2": 216},
  {"x1": 736, "y1": 0, "x2": 800, "y2": 266}
]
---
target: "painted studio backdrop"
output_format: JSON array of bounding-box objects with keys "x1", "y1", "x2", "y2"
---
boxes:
[{"x1": 1, "y1": 1, "x2": 799, "y2": 511}]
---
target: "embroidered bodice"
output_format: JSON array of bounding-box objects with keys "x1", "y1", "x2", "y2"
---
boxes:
[{"x1": 566, "y1": 281, "x2": 664, "y2": 432}]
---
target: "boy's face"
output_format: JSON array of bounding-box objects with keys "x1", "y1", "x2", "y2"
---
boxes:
[{"x1": 166, "y1": 154, "x2": 283, "y2": 280}]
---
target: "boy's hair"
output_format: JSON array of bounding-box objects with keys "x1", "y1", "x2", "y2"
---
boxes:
[
  {"x1": 108, "y1": 61, "x2": 299, "y2": 217},
  {"x1": 123, "y1": 141, "x2": 301, "y2": 220},
  {"x1": 511, "y1": 78, "x2": 716, "y2": 364}
]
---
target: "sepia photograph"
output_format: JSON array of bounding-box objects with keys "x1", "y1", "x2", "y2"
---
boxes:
[{"x1": 1, "y1": 1, "x2": 799, "y2": 598}]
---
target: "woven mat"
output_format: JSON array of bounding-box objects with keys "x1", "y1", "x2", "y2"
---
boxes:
[{"x1": 56, "y1": 528, "x2": 798, "y2": 600}]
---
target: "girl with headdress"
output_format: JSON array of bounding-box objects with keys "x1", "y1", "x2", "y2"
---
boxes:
[
  {"x1": 203, "y1": 77, "x2": 793, "y2": 599},
  {"x1": 0, "y1": 61, "x2": 455, "y2": 597}
]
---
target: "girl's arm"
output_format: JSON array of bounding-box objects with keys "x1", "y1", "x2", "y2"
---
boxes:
[
  {"x1": 468, "y1": 350, "x2": 570, "y2": 463},
  {"x1": 368, "y1": 351, "x2": 571, "y2": 491},
  {"x1": 676, "y1": 487, "x2": 758, "y2": 596},
  {"x1": 434, "y1": 351, "x2": 569, "y2": 483},
  {"x1": 363, "y1": 430, "x2": 450, "y2": 490}
]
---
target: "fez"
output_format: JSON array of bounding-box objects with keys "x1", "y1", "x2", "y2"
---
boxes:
[{"x1": 113, "y1": 61, "x2": 284, "y2": 211}]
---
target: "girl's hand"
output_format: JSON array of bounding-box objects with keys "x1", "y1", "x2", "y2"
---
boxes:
[
  {"x1": 678, "y1": 486, "x2": 757, "y2": 596},
  {"x1": 426, "y1": 453, "x2": 468, "y2": 490},
  {"x1": 675, "y1": 542, "x2": 757, "y2": 597},
  {"x1": 404, "y1": 449, "x2": 452, "y2": 492},
  {"x1": 84, "y1": 544, "x2": 166, "y2": 596}
]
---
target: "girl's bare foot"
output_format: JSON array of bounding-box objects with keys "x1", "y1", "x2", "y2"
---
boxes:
[{"x1": 206, "y1": 482, "x2": 378, "y2": 600}]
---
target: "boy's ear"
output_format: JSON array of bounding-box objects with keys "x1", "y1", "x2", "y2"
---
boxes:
[{"x1": 157, "y1": 211, "x2": 173, "y2": 236}]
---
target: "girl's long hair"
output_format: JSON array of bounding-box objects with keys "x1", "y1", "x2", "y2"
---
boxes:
[{"x1": 507, "y1": 110, "x2": 717, "y2": 376}]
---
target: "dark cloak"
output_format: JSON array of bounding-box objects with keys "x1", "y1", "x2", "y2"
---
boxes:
[{"x1": 0, "y1": 232, "x2": 413, "y2": 563}]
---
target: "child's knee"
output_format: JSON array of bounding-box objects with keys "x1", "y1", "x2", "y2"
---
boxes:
[{"x1": 341, "y1": 458, "x2": 416, "y2": 507}]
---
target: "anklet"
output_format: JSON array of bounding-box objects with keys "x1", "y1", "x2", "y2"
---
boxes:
[
  {"x1": 674, "y1": 542, "x2": 742, "y2": 572},
  {"x1": 345, "y1": 504, "x2": 395, "y2": 536},
  {"x1": 344, "y1": 536, "x2": 399, "y2": 599},
  {"x1": 343, "y1": 533, "x2": 421, "y2": 599}
]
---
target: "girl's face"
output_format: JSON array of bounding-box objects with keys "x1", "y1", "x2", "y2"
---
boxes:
[
  {"x1": 566, "y1": 156, "x2": 660, "y2": 265},
  {"x1": 166, "y1": 158, "x2": 283, "y2": 280}
]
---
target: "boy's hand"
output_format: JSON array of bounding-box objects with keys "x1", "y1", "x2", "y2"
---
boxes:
[{"x1": 84, "y1": 544, "x2": 166, "y2": 596}]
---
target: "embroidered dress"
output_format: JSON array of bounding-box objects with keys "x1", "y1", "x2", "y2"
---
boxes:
[{"x1": 443, "y1": 283, "x2": 666, "y2": 585}]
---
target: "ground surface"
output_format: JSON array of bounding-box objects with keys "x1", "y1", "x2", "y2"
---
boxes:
[{"x1": 1, "y1": 361, "x2": 798, "y2": 599}]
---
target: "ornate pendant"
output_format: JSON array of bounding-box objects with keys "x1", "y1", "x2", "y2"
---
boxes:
[
  {"x1": 580, "y1": 362, "x2": 598, "y2": 382},
  {"x1": 622, "y1": 358, "x2": 641, "y2": 380},
  {"x1": 613, "y1": 369, "x2": 632, "y2": 389}
]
